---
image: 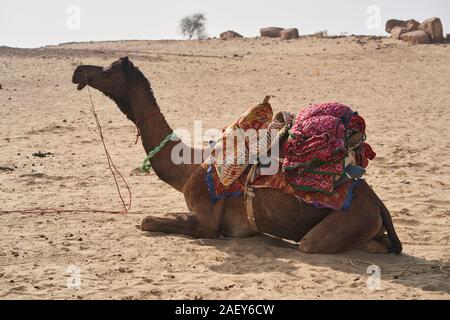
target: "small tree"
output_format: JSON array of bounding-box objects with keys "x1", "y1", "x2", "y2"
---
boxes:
[{"x1": 179, "y1": 13, "x2": 207, "y2": 40}]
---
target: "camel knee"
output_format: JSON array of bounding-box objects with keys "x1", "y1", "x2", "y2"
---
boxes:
[
  {"x1": 362, "y1": 209, "x2": 384, "y2": 239},
  {"x1": 194, "y1": 227, "x2": 219, "y2": 239},
  {"x1": 298, "y1": 239, "x2": 316, "y2": 253},
  {"x1": 193, "y1": 215, "x2": 221, "y2": 238}
]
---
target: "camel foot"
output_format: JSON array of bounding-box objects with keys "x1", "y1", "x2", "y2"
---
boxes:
[
  {"x1": 358, "y1": 239, "x2": 389, "y2": 254},
  {"x1": 141, "y1": 213, "x2": 204, "y2": 238},
  {"x1": 141, "y1": 216, "x2": 165, "y2": 232},
  {"x1": 375, "y1": 234, "x2": 398, "y2": 253}
]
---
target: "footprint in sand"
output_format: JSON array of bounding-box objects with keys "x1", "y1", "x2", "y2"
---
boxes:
[
  {"x1": 8, "y1": 285, "x2": 29, "y2": 292},
  {"x1": 420, "y1": 281, "x2": 450, "y2": 293},
  {"x1": 27, "y1": 124, "x2": 75, "y2": 135},
  {"x1": 20, "y1": 173, "x2": 71, "y2": 181},
  {"x1": 395, "y1": 218, "x2": 421, "y2": 226}
]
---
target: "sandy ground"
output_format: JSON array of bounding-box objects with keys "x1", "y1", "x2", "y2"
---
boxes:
[{"x1": 0, "y1": 36, "x2": 449, "y2": 299}]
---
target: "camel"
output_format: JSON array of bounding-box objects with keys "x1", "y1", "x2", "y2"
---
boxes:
[{"x1": 72, "y1": 57, "x2": 402, "y2": 254}]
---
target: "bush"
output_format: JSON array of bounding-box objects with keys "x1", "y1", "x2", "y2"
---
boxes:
[{"x1": 179, "y1": 13, "x2": 207, "y2": 40}]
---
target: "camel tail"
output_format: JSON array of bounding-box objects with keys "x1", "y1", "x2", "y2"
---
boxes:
[{"x1": 375, "y1": 194, "x2": 403, "y2": 254}]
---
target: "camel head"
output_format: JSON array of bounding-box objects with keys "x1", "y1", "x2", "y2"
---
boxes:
[{"x1": 72, "y1": 56, "x2": 147, "y2": 122}]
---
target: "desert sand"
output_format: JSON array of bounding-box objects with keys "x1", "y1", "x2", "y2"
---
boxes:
[{"x1": 0, "y1": 36, "x2": 449, "y2": 299}]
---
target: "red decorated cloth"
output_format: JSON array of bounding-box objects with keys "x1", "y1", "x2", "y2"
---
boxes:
[
  {"x1": 205, "y1": 162, "x2": 357, "y2": 211},
  {"x1": 204, "y1": 101, "x2": 375, "y2": 210},
  {"x1": 282, "y1": 102, "x2": 375, "y2": 193}
]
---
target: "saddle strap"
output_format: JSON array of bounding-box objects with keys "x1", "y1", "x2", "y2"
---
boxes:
[{"x1": 244, "y1": 164, "x2": 259, "y2": 232}]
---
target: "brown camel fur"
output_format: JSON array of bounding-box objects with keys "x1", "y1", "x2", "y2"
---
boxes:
[{"x1": 72, "y1": 57, "x2": 402, "y2": 254}]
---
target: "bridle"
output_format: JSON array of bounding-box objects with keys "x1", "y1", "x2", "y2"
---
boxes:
[
  {"x1": 134, "y1": 111, "x2": 161, "y2": 144},
  {"x1": 134, "y1": 111, "x2": 177, "y2": 173}
]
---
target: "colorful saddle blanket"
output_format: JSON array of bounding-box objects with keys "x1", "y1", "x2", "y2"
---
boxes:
[
  {"x1": 207, "y1": 99, "x2": 274, "y2": 187},
  {"x1": 283, "y1": 102, "x2": 376, "y2": 193},
  {"x1": 205, "y1": 162, "x2": 359, "y2": 211},
  {"x1": 205, "y1": 100, "x2": 374, "y2": 210}
]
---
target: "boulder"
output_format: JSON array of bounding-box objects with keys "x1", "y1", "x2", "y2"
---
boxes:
[
  {"x1": 419, "y1": 17, "x2": 444, "y2": 43},
  {"x1": 390, "y1": 27, "x2": 407, "y2": 40},
  {"x1": 385, "y1": 19, "x2": 406, "y2": 33},
  {"x1": 400, "y1": 30, "x2": 431, "y2": 44},
  {"x1": 260, "y1": 27, "x2": 284, "y2": 38},
  {"x1": 405, "y1": 19, "x2": 420, "y2": 32},
  {"x1": 220, "y1": 30, "x2": 243, "y2": 40},
  {"x1": 280, "y1": 28, "x2": 299, "y2": 40}
]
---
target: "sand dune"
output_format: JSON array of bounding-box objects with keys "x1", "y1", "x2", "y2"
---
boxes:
[{"x1": 0, "y1": 36, "x2": 449, "y2": 299}]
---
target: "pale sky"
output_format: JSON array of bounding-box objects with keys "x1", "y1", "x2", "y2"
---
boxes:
[{"x1": 0, "y1": 0, "x2": 449, "y2": 48}]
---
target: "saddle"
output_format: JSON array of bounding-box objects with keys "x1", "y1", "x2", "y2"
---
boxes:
[{"x1": 206, "y1": 97, "x2": 375, "y2": 232}]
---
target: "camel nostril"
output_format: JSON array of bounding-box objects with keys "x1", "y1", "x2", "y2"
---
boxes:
[{"x1": 73, "y1": 71, "x2": 88, "y2": 90}]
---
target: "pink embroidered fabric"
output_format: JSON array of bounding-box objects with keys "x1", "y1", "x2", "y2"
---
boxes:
[{"x1": 282, "y1": 102, "x2": 376, "y2": 193}]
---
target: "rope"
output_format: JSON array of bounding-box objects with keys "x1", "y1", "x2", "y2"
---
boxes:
[
  {"x1": 141, "y1": 132, "x2": 177, "y2": 173},
  {"x1": 0, "y1": 76, "x2": 132, "y2": 216},
  {"x1": 85, "y1": 75, "x2": 132, "y2": 213},
  {"x1": 348, "y1": 259, "x2": 376, "y2": 270},
  {"x1": 134, "y1": 111, "x2": 161, "y2": 145},
  {"x1": 0, "y1": 208, "x2": 124, "y2": 215}
]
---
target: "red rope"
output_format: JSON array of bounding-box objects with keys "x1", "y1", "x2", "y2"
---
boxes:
[
  {"x1": 0, "y1": 208, "x2": 124, "y2": 215},
  {"x1": 134, "y1": 111, "x2": 160, "y2": 144},
  {"x1": 85, "y1": 79, "x2": 132, "y2": 213}
]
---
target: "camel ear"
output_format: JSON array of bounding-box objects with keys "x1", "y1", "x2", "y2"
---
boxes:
[{"x1": 120, "y1": 56, "x2": 131, "y2": 72}]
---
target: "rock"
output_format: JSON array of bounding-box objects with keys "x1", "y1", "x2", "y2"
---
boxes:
[
  {"x1": 390, "y1": 27, "x2": 407, "y2": 40},
  {"x1": 0, "y1": 165, "x2": 14, "y2": 172},
  {"x1": 0, "y1": 83, "x2": 2, "y2": 89},
  {"x1": 220, "y1": 30, "x2": 243, "y2": 40},
  {"x1": 313, "y1": 30, "x2": 328, "y2": 38},
  {"x1": 400, "y1": 30, "x2": 431, "y2": 44},
  {"x1": 260, "y1": 27, "x2": 284, "y2": 38},
  {"x1": 32, "y1": 151, "x2": 53, "y2": 158},
  {"x1": 419, "y1": 17, "x2": 444, "y2": 43},
  {"x1": 280, "y1": 28, "x2": 299, "y2": 40},
  {"x1": 405, "y1": 19, "x2": 420, "y2": 32},
  {"x1": 385, "y1": 19, "x2": 406, "y2": 33}
]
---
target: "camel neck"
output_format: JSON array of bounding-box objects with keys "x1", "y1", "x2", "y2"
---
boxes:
[{"x1": 128, "y1": 82, "x2": 196, "y2": 192}]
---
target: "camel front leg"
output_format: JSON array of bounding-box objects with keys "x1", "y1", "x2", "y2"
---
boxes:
[
  {"x1": 141, "y1": 204, "x2": 224, "y2": 239},
  {"x1": 141, "y1": 213, "x2": 199, "y2": 237}
]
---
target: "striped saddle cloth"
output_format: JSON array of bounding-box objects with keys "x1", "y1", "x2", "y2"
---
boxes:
[{"x1": 206, "y1": 96, "x2": 294, "y2": 187}]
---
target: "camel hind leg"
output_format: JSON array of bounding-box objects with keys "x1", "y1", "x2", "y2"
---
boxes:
[
  {"x1": 358, "y1": 239, "x2": 389, "y2": 254},
  {"x1": 298, "y1": 180, "x2": 386, "y2": 254}
]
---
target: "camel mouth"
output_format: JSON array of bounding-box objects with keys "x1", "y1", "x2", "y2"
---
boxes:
[
  {"x1": 77, "y1": 82, "x2": 87, "y2": 91},
  {"x1": 72, "y1": 69, "x2": 87, "y2": 90},
  {"x1": 72, "y1": 65, "x2": 103, "y2": 91}
]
